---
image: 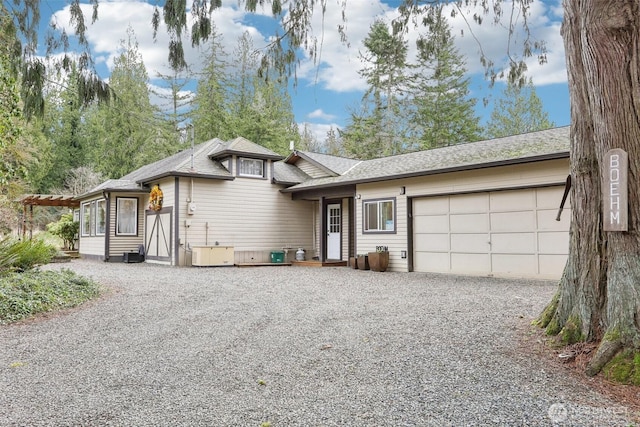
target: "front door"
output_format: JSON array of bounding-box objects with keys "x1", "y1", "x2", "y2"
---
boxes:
[{"x1": 327, "y1": 203, "x2": 341, "y2": 260}]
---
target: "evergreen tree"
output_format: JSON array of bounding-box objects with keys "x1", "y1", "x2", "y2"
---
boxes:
[
  {"x1": 38, "y1": 65, "x2": 87, "y2": 190},
  {"x1": 298, "y1": 123, "x2": 321, "y2": 152},
  {"x1": 153, "y1": 68, "x2": 193, "y2": 139},
  {"x1": 225, "y1": 32, "x2": 299, "y2": 154},
  {"x1": 409, "y1": 5, "x2": 482, "y2": 149},
  {"x1": 325, "y1": 127, "x2": 344, "y2": 156},
  {"x1": 85, "y1": 27, "x2": 177, "y2": 178},
  {"x1": 485, "y1": 79, "x2": 555, "y2": 138},
  {"x1": 191, "y1": 27, "x2": 230, "y2": 142},
  {"x1": 341, "y1": 20, "x2": 411, "y2": 159}
]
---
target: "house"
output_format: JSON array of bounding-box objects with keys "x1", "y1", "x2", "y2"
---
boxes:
[
  {"x1": 77, "y1": 126, "x2": 571, "y2": 279},
  {"x1": 77, "y1": 137, "x2": 315, "y2": 266}
]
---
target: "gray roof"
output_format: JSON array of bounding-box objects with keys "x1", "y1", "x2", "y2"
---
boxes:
[
  {"x1": 286, "y1": 151, "x2": 362, "y2": 176},
  {"x1": 284, "y1": 126, "x2": 570, "y2": 192},
  {"x1": 272, "y1": 162, "x2": 311, "y2": 185},
  {"x1": 122, "y1": 138, "x2": 232, "y2": 183},
  {"x1": 208, "y1": 137, "x2": 284, "y2": 160},
  {"x1": 78, "y1": 137, "x2": 290, "y2": 199}
]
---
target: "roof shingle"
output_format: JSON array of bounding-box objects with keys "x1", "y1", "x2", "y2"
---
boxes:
[{"x1": 284, "y1": 127, "x2": 570, "y2": 192}]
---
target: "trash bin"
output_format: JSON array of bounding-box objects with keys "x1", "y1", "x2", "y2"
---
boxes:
[{"x1": 270, "y1": 251, "x2": 285, "y2": 263}]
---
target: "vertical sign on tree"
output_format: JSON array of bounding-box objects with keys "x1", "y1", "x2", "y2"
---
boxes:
[{"x1": 602, "y1": 148, "x2": 628, "y2": 231}]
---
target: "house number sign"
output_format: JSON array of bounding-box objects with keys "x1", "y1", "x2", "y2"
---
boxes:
[{"x1": 602, "y1": 148, "x2": 628, "y2": 231}]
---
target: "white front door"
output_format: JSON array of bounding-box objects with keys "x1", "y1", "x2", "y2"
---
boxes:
[{"x1": 327, "y1": 203, "x2": 341, "y2": 260}]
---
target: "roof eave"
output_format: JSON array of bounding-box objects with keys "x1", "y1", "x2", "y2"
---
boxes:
[
  {"x1": 283, "y1": 151, "x2": 570, "y2": 193},
  {"x1": 76, "y1": 187, "x2": 148, "y2": 200},
  {"x1": 209, "y1": 150, "x2": 284, "y2": 161},
  {"x1": 135, "y1": 171, "x2": 235, "y2": 184}
]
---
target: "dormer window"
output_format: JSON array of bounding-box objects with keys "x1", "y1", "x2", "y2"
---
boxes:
[{"x1": 238, "y1": 157, "x2": 265, "y2": 178}]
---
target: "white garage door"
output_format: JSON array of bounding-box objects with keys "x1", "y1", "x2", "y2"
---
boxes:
[{"x1": 412, "y1": 186, "x2": 570, "y2": 278}]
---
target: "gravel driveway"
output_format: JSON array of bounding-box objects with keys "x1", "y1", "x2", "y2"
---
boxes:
[{"x1": 0, "y1": 260, "x2": 634, "y2": 426}]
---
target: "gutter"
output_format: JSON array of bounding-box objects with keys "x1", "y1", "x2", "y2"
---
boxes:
[{"x1": 281, "y1": 152, "x2": 570, "y2": 194}]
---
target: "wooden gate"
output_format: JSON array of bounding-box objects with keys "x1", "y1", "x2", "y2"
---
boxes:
[{"x1": 145, "y1": 208, "x2": 172, "y2": 263}]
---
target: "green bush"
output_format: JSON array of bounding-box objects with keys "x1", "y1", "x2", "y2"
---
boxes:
[
  {"x1": 0, "y1": 237, "x2": 57, "y2": 273},
  {"x1": 46, "y1": 213, "x2": 79, "y2": 250},
  {"x1": 0, "y1": 269, "x2": 101, "y2": 324}
]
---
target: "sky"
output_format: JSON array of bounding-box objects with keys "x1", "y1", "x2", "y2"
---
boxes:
[{"x1": 42, "y1": 0, "x2": 570, "y2": 145}]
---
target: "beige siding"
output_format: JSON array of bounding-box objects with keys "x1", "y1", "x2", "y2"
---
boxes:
[
  {"x1": 356, "y1": 158, "x2": 570, "y2": 274},
  {"x1": 175, "y1": 162, "x2": 314, "y2": 266},
  {"x1": 296, "y1": 158, "x2": 332, "y2": 178},
  {"x1": 80, "y1": 236, "x2": 104, "y2": 257},
  {"x1": 342, "y1": 199, "x2": 350, "y2": 260},
  {"x1": 355, "y1": 191, "x2": 408, "y2": 272},
  {"x1": 310, "y1": 200, "x2": 321, "y2": 259},
  {"x1": 108, "y1": 193, "x2": 146, "y2": 259},
  {"x1": 78, "y1": 196, "x2": 105, "y2": 257}
]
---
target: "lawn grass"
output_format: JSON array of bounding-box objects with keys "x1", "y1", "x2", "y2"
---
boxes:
[{"x1": 0, "y1": 269, "x2": 102, "y2": 325}]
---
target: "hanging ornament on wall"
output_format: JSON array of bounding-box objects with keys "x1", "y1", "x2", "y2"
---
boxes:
[{"x1": 149, "y1": 184, "x2": 164, "y2": 211}]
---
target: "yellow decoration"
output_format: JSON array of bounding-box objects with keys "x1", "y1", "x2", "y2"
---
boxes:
[{"x1": 149, "y1": 184, "x2": 163, "y2": 211}]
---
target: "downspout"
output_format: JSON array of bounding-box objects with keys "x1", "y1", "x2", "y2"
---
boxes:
[
  {"x1": 103, "y1": 192, "x2": 111, "y2": 262},
  {"x1": 174, "y1": 177, "x2": 180, "y2": 266}
]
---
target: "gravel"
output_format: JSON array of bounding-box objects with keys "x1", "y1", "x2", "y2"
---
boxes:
[{"x1": 0, "y1": 260, "x2": 634, "y2": 426}]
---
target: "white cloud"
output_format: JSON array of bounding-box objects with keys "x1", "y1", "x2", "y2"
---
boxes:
[
  {"x1": 307, "y1": 108, "x2": 336, "y2": 121},
  {"x1": 47, "y1": 0, "x2": 567, "y2": 133},
  {"x1": 50, "y1": 0, "x2": 268, "y2": 79},
  {"x1": 294, "y1": 0, "x2": 566, "y2": 94}
]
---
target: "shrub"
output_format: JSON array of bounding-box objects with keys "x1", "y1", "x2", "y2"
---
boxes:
[
  {"x1": 0, "y1": 269, "x2": 101, "y2": 324},
  {"x1": 46, "y1": 213, "x2": 79, "y2": 250},
  {"x1": 0, "y1": 237, "x2": 57, "y2": 273}
]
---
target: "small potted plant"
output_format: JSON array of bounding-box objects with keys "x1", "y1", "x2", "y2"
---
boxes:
[
  {"x1": 356, "y1": 253, "x2": 370, "y2": 270},
  {"x1": 368, "y1": 246, "x2": 389, "y2": 272}
]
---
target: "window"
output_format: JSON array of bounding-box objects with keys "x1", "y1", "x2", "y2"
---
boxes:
[
  {"x1": 81, "y1": 199, "x2": 105, "y2": 237},
  {"x1": 81, "y1": 202, "x2": 91, "y2": 237},
  {"x1": 116, "y1": 197, "x2": 138, "y2": 236},
  {"x1": 363, "y1": 198, "x2": 396, "y2": 233},
  {"x1": 238, "y1": 157, "x2": 265, "y2": 178},
  {"x1": 96, "y1": 200, "x2": 106, "y2": 235}
]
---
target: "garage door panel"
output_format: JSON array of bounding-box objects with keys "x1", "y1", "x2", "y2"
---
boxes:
[
  {"x1": 538, "y1": 232, "x2": 570, "y2": 254},
  {"x1": 412, "y1": 186, "x2": 569, "y2": 278},
  {"x1": 490, "y1": 190, "x2": 535, "y2": 211},
  {"x1": 491, "y1": 233, "x2": 536, "y2": 253},
  {"x1": 450, "y1": 214, "x2": 488, "y2": 233},
  {"x1": 537, "y1": 209, "x2": 571, "y2": 231},
  {"x1": 449, "y1": 193, "x2": 488, "y2": 213},
  {"x1": 490, "y1": 211, "x2": 535, "y2": 232},
  {"x1": 537, "y1": 186, "x2": 569, "y2": 209},
  {"x1": 415, "y1": 233, "x2": 449, "y2": 252},
  {"x1": 413, "y1": 197, "x2": 449, "y2": 215},
  {"x1": 451, "y1": 234, "x2": 489, "y2": 253},
  {"x1": 415, "y1": 252, "x2": 450, "y2": 272},
  {"x1": 414, "y1": 214, "x2": 448, "y2": 233},
  {"x1": 492, "y1": 254, "x2": 537, "y2": 275},
  {"x1": 451, "y1": 253, "x2": 490, "y2": 273}
]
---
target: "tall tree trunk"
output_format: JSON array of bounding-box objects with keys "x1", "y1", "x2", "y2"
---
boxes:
[{"x1": 538, "y1": 0, "x2": 640, "y2": 375}]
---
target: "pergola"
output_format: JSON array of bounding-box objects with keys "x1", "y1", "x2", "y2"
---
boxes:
[{"x1": 18, "y1": 194, "x2": 80, "y2": 239}]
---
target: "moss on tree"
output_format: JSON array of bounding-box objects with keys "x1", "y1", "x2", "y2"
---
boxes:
[{"x1": 603, "y1": 349, "x2": 640, "y2": 386}]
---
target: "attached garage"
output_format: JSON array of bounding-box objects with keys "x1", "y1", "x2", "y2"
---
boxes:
[{"x1": 412, "y1": 186, "x2": 570, "y2": 278}]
